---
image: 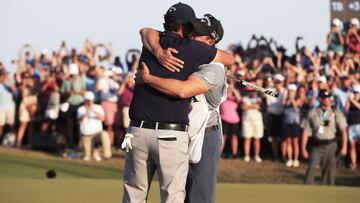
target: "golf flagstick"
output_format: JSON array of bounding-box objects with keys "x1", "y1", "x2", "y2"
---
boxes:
[{"x1": 226, "y1": 75, "x2": 279, "y2": 98}]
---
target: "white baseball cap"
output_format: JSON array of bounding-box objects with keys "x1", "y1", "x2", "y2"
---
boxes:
[
  {"x1": 274, "y1": 74, "x2": 285, "y2": 82},
  {"x1": 353, "y1": 84, "x2": 360, "y2": 93},
  {"x1": 84, "y1": 91, "x2": 95, "y2": 101},
  {"x1": 332, "y1": 18, "x2": 341, "y2": 27},
  {"x1": 351, "y1": 18, "x2": 359, "y2": 27},
  {"x1": 317, "y1": 76, "x2": 327, "y2": 83},
  {"x1": 112, "y1": 66, "x2": 123, "y2": 75},
  {"x1": 287, "y1": 84, "x2": 297, "y2": 91},
  {"x1": 69, "y1": 63, "x2": 79, "y2": 75}
]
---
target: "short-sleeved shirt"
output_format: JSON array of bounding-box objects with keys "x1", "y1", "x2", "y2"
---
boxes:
[
  {"x1": 129, "y1": 31, "x2": 217, "y2": 124},
  {"x1": 333, "y1": 87, "x2": 348, "y2": 113},
  {"x1": 266, "y1": 89, "x2": 284, "y2": 115},
  {"x1": 0, "y1": 83, "x2": 15, "y2": 111},
  {"x1": 302, "y1": 107, "x2": 347, "y2": 140},
  {"x1": 193, "y1": 62, "x2": 226, "y2": 127},
  {"x1": 60, "y1": 76, "x2": 86, "y2": 106},
  {"x1": 97, "y1": 77, "x2": 119, "y2": 103},
  {"x1": 328, "y1": 32, "x2": 345, "y2": 53},
  {"x1": 77, "y1": 104, "x2": 104, "y2": 135}
]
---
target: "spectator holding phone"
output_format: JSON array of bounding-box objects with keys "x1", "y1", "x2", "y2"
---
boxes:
[
  {"x1": 346, "y1": 18, "x2": 360, "y2": 54},
  {"x1": 282, "y1": 84, "x2": 305, "y2": 167},
  {"x1": 242, "y1": 84, "x2": 263, "y2": 163},
  {"x1": 0, "y1": 69, "x2": 16, "y2": 141},
  {"x1": 327, "y1": 18, "x2": 345, "y2": 56},
  {"x1": 345, "y1": 84, "x2": 360, "y2": 170},
  {"x1": 77, "y1": 91, "x2": 111, "y2": 161}
]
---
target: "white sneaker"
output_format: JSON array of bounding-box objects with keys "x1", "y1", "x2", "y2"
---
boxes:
[
  {"x1": 286, "y1": 160, "x2": 293, "y2": 167},
  {"x1": 93, "y1": 155, "x2": 102, "y2": 162},
  {"x1": 255, "y1": 156, "x2": 262, "y2": 163},
  {"x1": 83, "y1": 156, "x2": 91, "y2": 161},
  {"x1": 293, "y1": 160, "x2": 300, "y2": 168},
  {"x1": 244, "y1": 156, "x2": 251, "y2": 163}
]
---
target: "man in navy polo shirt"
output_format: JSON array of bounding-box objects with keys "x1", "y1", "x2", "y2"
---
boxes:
[
  {"x1": 137, "y1": 14, "x2": 228, "y2": 203},
  {"x1": 122, "y1": 3, "x2": 233, "y2": 203}
]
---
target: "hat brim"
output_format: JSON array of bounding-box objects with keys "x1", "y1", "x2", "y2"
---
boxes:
[
  {"x1": 320, "y1": 95, "x2": 332, "y2": 99},
  {"x1": 188, "y1": 21, "x2": 210, "y2": 37}
]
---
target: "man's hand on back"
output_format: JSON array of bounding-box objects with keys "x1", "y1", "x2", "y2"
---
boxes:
[
  {"x1": 135, "y1": 62, "x2": 150, "y2": 85},
  {"x1": 155, "y1": 47, "x2": 184, "y2": 72}
]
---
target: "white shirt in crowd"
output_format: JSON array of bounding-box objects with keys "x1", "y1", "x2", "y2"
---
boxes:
[
  {"x1": 77, "y1": 104, "x2": 104, "y2": 136},
  {"x1": 97, "y1": 77, "x2": 119, "y2": 102},
  {"x1": 266, "y1": 88, "x2": 284, "y2": 115}
]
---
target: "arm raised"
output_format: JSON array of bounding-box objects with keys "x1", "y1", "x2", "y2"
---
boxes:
[{"x1": 135, "y1": 63, "x2": 208, "y2": 99}]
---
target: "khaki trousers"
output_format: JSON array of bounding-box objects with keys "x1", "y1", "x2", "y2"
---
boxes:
[
  {"x1": 82, "y1": 131, "x2": 112, "y2": 159},
  {"x1": 122, "y1": 126, "x2": 190, "y2": 203}
]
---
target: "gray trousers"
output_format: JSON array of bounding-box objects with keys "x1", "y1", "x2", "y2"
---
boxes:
[
  {"x1": 304, "y1": 142, "x2": 338, "y2": 185},
  {"x1": 122, "y1": 126, "x2": 190, "y2": 203},
  {"x1": 185, "y1": 127, "x2": 222, "y2": 203}
]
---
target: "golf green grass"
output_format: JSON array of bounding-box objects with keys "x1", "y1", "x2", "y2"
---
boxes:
[
  {"x1": 0, "y1": 179, "x2": 359, "y2": 203},
  {"x1": 1, "y1": 153, "x2": 359, "y2": 203}
]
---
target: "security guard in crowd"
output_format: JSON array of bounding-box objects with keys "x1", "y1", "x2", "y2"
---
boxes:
[{"x1": 301, "y1": 89, "x2": 347, "y2": 185}]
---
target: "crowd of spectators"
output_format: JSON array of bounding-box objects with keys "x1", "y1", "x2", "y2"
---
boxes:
[
  {"x1": 0, "y1": 18, "x2": 359, "y2": 169},
  {"x1": 0, "y1": 39, "x2": 137, "y2": 160},
  {"x1": 221, "y1": 17, "x2": 360, "y2": 170}
]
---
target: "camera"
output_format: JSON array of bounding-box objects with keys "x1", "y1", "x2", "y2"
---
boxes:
[{"x1": 323, "y1": 120, "x2": 330, "y2": 126}]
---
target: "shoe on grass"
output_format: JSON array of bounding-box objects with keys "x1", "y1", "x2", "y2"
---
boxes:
[
  {"x1": 244, "y1": 156, "x2": 250, "y2": 163},
  {"x1": 83, "y1": 156, "x2": 91, "y2": 161},
  {"x1": 93, "y1": 155, "x2": 102, "y2": 162},
  {"x1": 293, "y1": 160, "x2": 300, "y2": 167},
  {"x1": 286, "y1": 160, "x2": 293, "y2": 167},
  {"x1": 255, "y1": 156, "x2": 262, "y2": 163}
]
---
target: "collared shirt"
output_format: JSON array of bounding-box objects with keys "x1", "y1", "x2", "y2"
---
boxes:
[
  {"x1": 302, "y1": 107, "x2": 347, "y2": 140},
  {"x1": 77, "y1": 104, "x2": 104, "y2": 135},
  {"x1": 129, "y1": 31, "x2": 217, "y2": 124},
  {"x1": 60, "y1": 76, "x2": 86, "y2": 106}
]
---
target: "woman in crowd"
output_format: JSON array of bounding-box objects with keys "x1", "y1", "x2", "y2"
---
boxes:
[
  {"x1": 17, "y1": 72, "x2": 38, "y2": 147},
  {"x1": 118, "y1": 73, "x2": 135, "y2": 133},
  {"x1": 242, "y1": 84, "x2": 263, "y2": 163},
  {"x1": 346, "y1": 18, "x2": 360, "y2": 54},
  {"x1": 220, "y1": 78, "x2": 242, "y2": 158},
  {"x1": 282, "y1": 84, "x2": 305, "y2": 167},
  {"x1": 345, "y1": 84, "x2": 360, "y2": 170}
]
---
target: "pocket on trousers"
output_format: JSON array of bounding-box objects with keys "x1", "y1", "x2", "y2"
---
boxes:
[{"x1": 157, "y1": 133, "x2": 189, "y2": 167}]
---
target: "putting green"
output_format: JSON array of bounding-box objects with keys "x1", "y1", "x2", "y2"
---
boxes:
[{"x1": 0, "y1": 179, "x2": 359, "y2": 203}]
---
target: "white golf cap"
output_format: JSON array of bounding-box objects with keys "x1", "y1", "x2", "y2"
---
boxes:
[
  {"x1": 112, "y1": 66, "x2": 123, "y2": 75},
  {"x1": 351, "y1": 18, "x2": 359, "y2": 27},
  {"x1": 317, "y1": 76, "x2": 327, "y2": 83},
  {"x1": 332, "y1": 18, "x2": 341, "y2": 27},
  {"x1": 287, "y1": 84, "x2": 297, "y2": 91},
  {"x1": 69, "y1": 63, "x2": 79, "y2": 75},
  {"x1": 84, "y1": 91, "x2": 95, "y2": 101},
  {"x1": 274, "y1": 74, "x2": 285, "y2": 82},
  {"x1": 353, "y1": 84, "x2": 360, "y2": 93}
]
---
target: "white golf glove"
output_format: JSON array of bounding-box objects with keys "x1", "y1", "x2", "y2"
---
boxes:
[{"x1": 121, "y1": 133, "x2": 135, "y2": 152}]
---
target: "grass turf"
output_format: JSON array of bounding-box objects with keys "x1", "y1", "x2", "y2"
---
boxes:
[
  {"x1": 0, "y1": 179, "x2": 359, "y2": 203},
  {"x1": 1, "y1": 149, "x2": 360, "y2": 203}
]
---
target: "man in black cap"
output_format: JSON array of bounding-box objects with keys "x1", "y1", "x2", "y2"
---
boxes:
[
  {"x1": 122, "y1": 3, "x2": 233, "y2": 203},
  {"x1": 136, "y1": 14, "x2": 226, "y2": 203},
  {"x1": 302, "y1": 89, "x2": 347, "y2": 185}
]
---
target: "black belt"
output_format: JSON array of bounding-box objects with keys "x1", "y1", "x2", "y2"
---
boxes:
[
  {"x1": 205, "y1": 125, "x2": 220, "y2": 134},
  {"x1": 130, "y1": 120, "x2": 188, "y2": 132},
  {"x1": 312, "y1": 138, "x2": 337, "y2": 146}
]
